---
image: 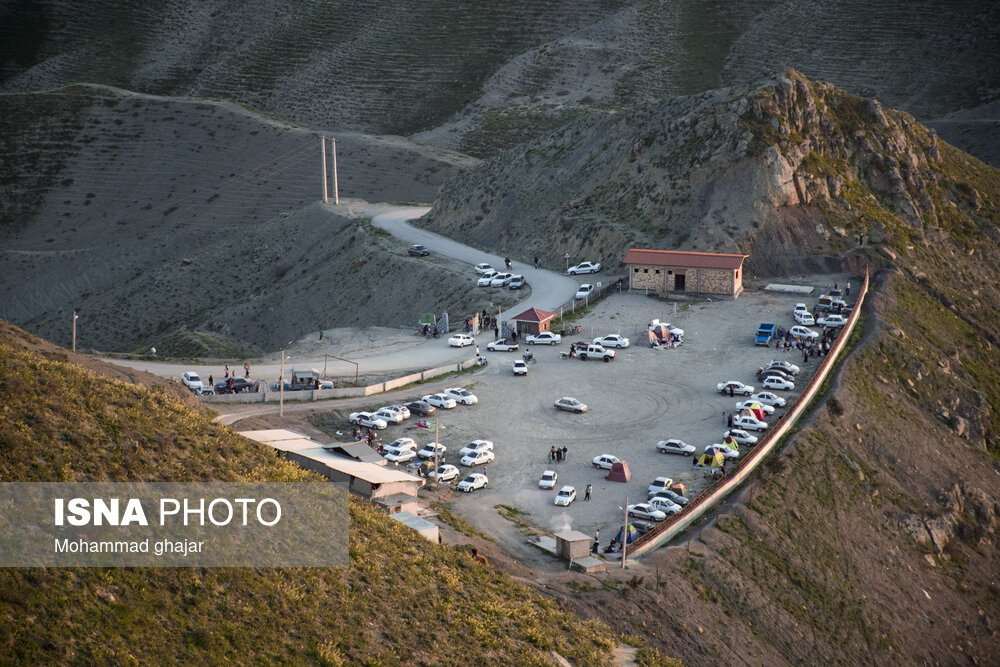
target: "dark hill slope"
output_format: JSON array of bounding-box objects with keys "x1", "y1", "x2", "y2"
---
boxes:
[{"x1": 0, "y1": 324, "x2": 625, "y2": 665}]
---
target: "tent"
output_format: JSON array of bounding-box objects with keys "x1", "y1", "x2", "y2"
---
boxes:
[
  {"x1": 613, "y1": 524, "x2": 641, "y2": 546},
  {"x1": 606, "y1": 460, "x2": 632, "y2": 482},
  {"x1": 671, "y1": 482, "x2": 688, "y2": 497},
  {"x1": 746, "y1": 402, "x2": 766, "y2": 421},
  {"x1": 696, "y1": 450, "x2": 725, "y2": 468},
  {"x1": 704, "y1": 446, "x2": 731, "y2": 461},
  {"x1": 722, "y1": 436, "x2": 739, "y2": 451},
  {"x1": 648, "y1": 323, "x2": 683, "y2": 344}
]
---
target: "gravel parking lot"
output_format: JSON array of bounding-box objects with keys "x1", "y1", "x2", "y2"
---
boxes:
[{"x1": 383, "y1": 276, "x2": 848, "y2": 550}]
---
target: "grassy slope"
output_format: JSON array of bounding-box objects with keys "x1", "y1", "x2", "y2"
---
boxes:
[{"x1": 0, "y1": 327, "x2": 622, "y2": 665}]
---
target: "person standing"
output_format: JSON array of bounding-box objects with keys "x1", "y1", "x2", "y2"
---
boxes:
[
  {"x1": 208, "y1": 374, "x2": 213, "y2": 387},
  {"x1": 244, "y1": 362, "x2": 250, "y2": 378},
  {"x1": 224, "y1": 364, "x2": 230, "y2": 379},
  {"x1": 475, "y1": 345, "x2": 480, "y2": 357},
  {"x1": 846, "y1": 281, "x2": 851, "y2": 297},
  {"x1": 722, "y1": 411, "x2": 727, "y2": 426},
  {"x1": 561, "y1": 446, "x2": 568, "y2": 461},
  {"x1": 494, "y1": 324, "x2": 499, "y2": 339},
  {"x1": 584, "y1": 484, "x2": 592, "y2": 501}
]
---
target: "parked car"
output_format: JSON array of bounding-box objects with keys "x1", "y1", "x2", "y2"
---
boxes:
[
  {"x1": 647, "y1": 476, "x2": 674, "y2": 496},
  {"x1": 443, "y1": 387, "x2": 478, "y2": 405},
  {"x1": 650, "y1": 489, "x2": 689, "y2": 506},
  {"x1": 555, "y1": 397, "x2": 588, "y2": 413},
  {"x1": 724, "y1": 429, "x2": 758, "y2": 445},
  {"x1": 408, "y1": 244, "x2": 430, "y2": 256},
  {"x1": 732, "y1": 414, "x2": 768, "y2": 431},
  {"x1": 349, "y1": 412, "x2": 388, "y2": 430},
  {"x1": 374, "y1": 407, "x2": 404, "y2": 424},
  {"x1": 526, "y1": 332, "x2": 561, "y2": 345},
  {"x1": 487, "y1": 338, "x2": 519, "y2": 352},
  {"x1": 706, "y1": 444, "x2": 740, "y2": 460},
  {"x1": 761, "y1": 376, "x2": 795, "y2": 391},
  {"x1": 628, "y1": 503, "x2": 667, "y2": 522},
  {"x1": 575, "y1": 284, "x2": 595, "y2": 299},
  {"x1": 474, "y1": 263, "x2": 494, "y2": 274},
  {"x1": 793, "y1": 310, "x2": 816, "y2": 325},
  {"x1": 788, "y1": 325, "x2": 819, "y2": 340},
  {"x1": 461, "y1": 450, "x2": 495, "y2": 466},
  {"x1": 406, "y1": 400, "x2": 436, "y2": 416},
  {"x1": 539, "y1": 470, "x2": 558, "y2": 489},
  {"x1": 422, "y1": 393, "x2": 458, "y2": 409},
  {"x1": 735, "y1": 400, "x2": 775, "y2": 415},
  {"x1": 577, "y1": 343, "x2": 615, "y2": 362},
  {"x1": 477, "y1": 273, "x2": 498, "y2": 286},
  {"x1": 765, "y1": 360, "x2": 800, "y2": 375},
  {"x1": 508, "y1": 275, "x2": 526, "y2": 289},
  {"x1": 554, "y1": 486, "x2": 577, "y2": 506},
  {"x1": 489, "y1": 273, "x2": 513, "y2": 287},
  {"x1": 593, "y1": 334, "x2": 630, "y2": 349},
  {"x1": 512, "y1": 360, "x2": 528, "y2": 375},
  {"x1": 458, "y1": 440, "x2": 494, "y2": 457},
  {"x1": 448, "y1": 333, "x2": 475, "y2": 347},
  {"x1": 181, "y1": 372, "x2": 204, "y2": 392},
  {"x1": 427, "y1": 464, "x2": 460, "y2": 482},
  {"x1": 656, "y1": 439, "x2": 696, "y2": 456},
  {"x1": 384, "y1": 404, "x2": 411, "y2": 420},
  {"x1": 383, "y1": 446, "x2": 417, "y2": 463},
  {"x1": 568, "y1": 261, "x2": 601, "y2": 275},
  {"x1": 717, "y1": 381, "x2": 754, "y2": 395},
  {"x1": 457, "y1": 473, "x2": 488, "y2": 492},
  {"x1": 384, "y1": 437, "x2": 417, "y2": 452},
  {"x1": 215, "y1": 378, "x2": 255, "y2": 394},
  {"x1": 817, "y1": 314, "x2": 848, "y2": 327},
  {"x1": 592, "y1": 454, "x2": 621, "y2": 470},
  {"x1": 417, "y1": 442, "x2": 447, "y2": 460},
  {"x1": 793, "y1": 303, "x2": 810, "y2": 317},
  {"x1": 750, "y1": 391, "x2": 786, "y2": 407},
  {"x1": 648, "y1": 497, "x2": 682, "y2": 515},
  {"x1": 757, "y1": 368, "x2": 793, "y2": 382},
  {"x1": 198, "y1": 385, "x2": 215, "y2": 396}
]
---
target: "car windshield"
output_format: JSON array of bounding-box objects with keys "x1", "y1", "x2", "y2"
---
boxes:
[{"x1": 462, "y1": 477, "x2": 475, "y2": 484}]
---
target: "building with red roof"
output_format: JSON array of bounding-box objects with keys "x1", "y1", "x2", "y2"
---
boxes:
[
  {"x1": 510, "y1": 307, "x2": 557, "y2": 336},
  {"x1": 623, "y1": 249, "x2": 748, "y2": 298}
]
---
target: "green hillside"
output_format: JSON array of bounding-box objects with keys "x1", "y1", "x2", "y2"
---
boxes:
[{"x1": 0, "y1": 327, "x2": 633, "y2": 665}]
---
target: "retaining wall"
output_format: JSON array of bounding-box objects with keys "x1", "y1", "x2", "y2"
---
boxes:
[{"x1": 626, "y1": 272, "x2": 869, "y2": 559}]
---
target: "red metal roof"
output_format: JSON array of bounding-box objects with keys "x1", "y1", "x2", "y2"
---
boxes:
[
  {"x1": 511, "y1": 307, "x2": 557, "y2": 323},
  {"x1": 623, "y1": 249, "x2": 748, "y2": 270}
]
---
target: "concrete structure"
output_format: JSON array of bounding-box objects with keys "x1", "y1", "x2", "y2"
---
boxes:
[
  {"x1": 324, "y1": 442, "x2": 387, "y2": 465},
  {"x1": 510, "y1": 307, "x2": 557, "y2": 336},
  {"x1": 391, "y1": 511, "x2": 440, "y2": 543},
  {"x1": 624, "y1": 249, "x2": 748, "y2": 298},
  {"x1": 555, "y1": 530, "x2": 592, "y2": 561}
]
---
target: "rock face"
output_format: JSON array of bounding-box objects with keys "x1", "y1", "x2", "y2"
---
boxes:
[{"x1": 899, "y1": 483, "x2": 999, "y2": 554}]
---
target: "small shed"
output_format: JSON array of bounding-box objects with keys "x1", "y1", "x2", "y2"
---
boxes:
[
  {"x1": 290, "y1": 368, "x2": 320, "y2": 389},
  {"x1": 391, "y1": 511, "x2": 440, "y2": 543},
  {"x1": 554, "y1": 530, "x2": 591, "y2": 561},
  {"x1": 510, "y1": 307, "x2": 557, "y2": 336},
  {"x1": 607, "y1": 461, "x2": 632, "y2": 482},
  {"x1": 624, "y1": 249, "x2": 748, "y2": 298}
]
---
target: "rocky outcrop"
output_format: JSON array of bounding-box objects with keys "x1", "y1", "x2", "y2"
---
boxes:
[{"x1": 899, "y1": 483, "x2": 999, "y2": 554}]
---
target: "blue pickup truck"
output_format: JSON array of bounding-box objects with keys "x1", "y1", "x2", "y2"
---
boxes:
[{"x1": 755, "y1": 323, "x2": 776, "y2": 346}]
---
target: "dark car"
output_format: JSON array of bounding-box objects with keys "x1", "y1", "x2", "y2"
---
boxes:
[
  {"x1": 215, "y1": 378, "x2": 255, "y2": 394},
  {"x1": 408, "y1": 244, "x2": 429, "y2": 257},
  {"x1": 756, "y1": 368, "x2": 792, "y2": 382},
  {"x1": 406, "y1": 400, "x2": 437, "y2": 416},
  {"x1": 650, "y1": 489, "x2": 689, "y2": 506}
]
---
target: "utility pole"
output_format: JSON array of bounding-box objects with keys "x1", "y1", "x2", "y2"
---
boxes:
[
  {"x1": 279, "y1": 350, "x2": 285, "y2": 417},
  {"x1": 331, "y1": 137, "x2": 339, "y2": 205},
  {"x1": 72, "y1": 311, "x2": 78, "y2": 353},
  {"x1": 433, "y1": 419, "x2": 440, "y2": 488},
  {"x1": 622, "y1": 496, "x2": 629, "y2": 569},
  {"x1": 321, "y1": 136, "x2": 328, "y2": 203}
]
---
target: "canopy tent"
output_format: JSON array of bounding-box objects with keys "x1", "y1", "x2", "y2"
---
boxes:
[{"x1": 606, "y1": 460, "x2": 632, "y2": 482}]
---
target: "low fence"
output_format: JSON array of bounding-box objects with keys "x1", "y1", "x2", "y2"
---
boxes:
[
  {"x1": 626, "y1": 271, "x2": 869, "y2": 559},
  {"x1": 201, "y1": 358, "x2": 479, "y2": 404}
]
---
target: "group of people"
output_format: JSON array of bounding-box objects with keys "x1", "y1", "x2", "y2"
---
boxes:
[
  {"x1": 222, "y1": 363, "x2": 251, "y2": 379},
  {"x1": 548, "y1": 446, "x2": 569, "y2": 462}
]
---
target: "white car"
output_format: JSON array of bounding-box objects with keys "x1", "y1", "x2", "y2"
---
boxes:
[
  {"x1": 417, "y1": 442, "x2": 447, "y2": 460},
  {"x1": 382, "y1": 446, "x2": 417, "y2": 463},
  {"x1": 568, "y1": 261, "x2": 601, "y2": 275},
  {"x1": 732, "y1": 414, "x2": 768, "y2": 431},
  {"x1": 512, "y1": 360, "x2": 528, "y2": 375},
  {"x1": 461, "y1": 450, "x2": 495, "y2": 466},
  {"x1": 477, "y1": 273, "x2": 497, "y2": 286},
  {"x1": 707, "y1": 444, "x2": 740, "y2": 460},
  {"x1": 575, "y1": 284, "x2": 594, "y2": 299},
  {"x1": 724, "y1": 429, "x2": 759, "y2": 445},
  {"x1": 490, "y1": 273, "x2": 513, "y2": 287},
  {"x1": 474, "y1": 263, "x2": 494, "y2": 274},
  {"x1": 554, "y1": 486, "x2": 577, "y2": 506},
  {"x1": 788, "y1": 325, "x2": 819, "y2": 340},
  {"x1": 793, "y1": 310, "x2": 816, "y2": 326},
  {"x1": 448, "y1": 333, "x2": 475, "y2": 347},
  {"x1": 458, "y1": 440, "x2": 494, "y2": 457},
  {"x1": 487, "y1": 338, "x2": 519, "y2": 352},
  {"x1": 765, "y1": 360, "x2": 800, "y2": 375},
  {"x1": 647, "y1": 476, "x2": 674, "y2": 496},
  {"x1": 555, "y1": 397, "x2": 588, "y2": 413},
  {"x1": 526, "y1": 332, "x2": 561, "y2": 345},
  {"x1": 427, "y1": 464, "x2": 460, "y2": 482},
  {"x1": 750, "y1": 391, "x2": 787, "y2": 407},
  {"x1": 628, "y1": 503, "x2": 667, "y2": 522},
  {"x1": 422, "y1": 393, "x2": 458, "y2": 409},
  {"x1": 592, "y1": 454, "x2": 620, "y2": 470},
  {"x1": 593, "y1": 334, "x2": 630, "y2": 349},
  {"x1": 648, "y1": 497, "x2": 682, "y2": 515},
  {"x1": 817, "y1": 314, "x2": 848, "y2": 327},
  {"x1": 443, "y1": 387, "x2": 478, "y2": 405},
  {"x1": 374, "y1": 408, "x2": 404, "y2": 424},
  {"x1": 457, "y1": 473, "x2": 488, "y2": 492},
  {"x1": 385, "y1": 404, "x2": 411, "y2": 420},
  {"x1": 735, "y1": 400, "x2": 775, "y2": 415},
  {"x1": 349, "y1": 412, "x2": 388, "y2": 429},
  {"x1": 761, "y1": 376, "x2": 795, "y2": 391},
  {"x1": 180, "y1": 372, "x2": 204, "y2": 392},
  {"x1": 717, "y1": 381, "x2": 754, "y2": 395},
  {"x1": 539, "y1": 470, "x2": 558, "y2": 489},
  {"x1": 384, "y1": 437, "x2": 417, "y2": 452},
  {"x1": 656, "y1": 439, "x2": 696, "y2": 456}
]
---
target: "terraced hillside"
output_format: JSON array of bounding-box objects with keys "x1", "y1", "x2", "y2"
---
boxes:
[
  {"x1": 0, "y1": 84, "x2": 477, "y2": 353},
  {"x1": 0, "y1": 324, "x2": 637, "y2": 665},
  {"x1": 3, "y1": 1, "x2": 995, "y2": 160}
]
